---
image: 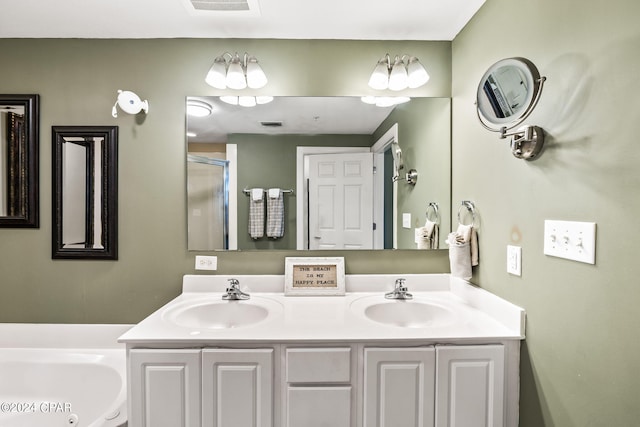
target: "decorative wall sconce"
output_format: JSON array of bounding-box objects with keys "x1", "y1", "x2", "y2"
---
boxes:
[
  {"x1": 368, "y1": 54, "x2": 430, "y2": 91},
  {"x1": 111, "y1": 90, "x2": 149, "y2": 118},
  {"x1": 476, "y1": 57, "x2": 547, "y2": 160},
  {"x1": 205, "y1": 52, "x2": 268, "y2": 90}
]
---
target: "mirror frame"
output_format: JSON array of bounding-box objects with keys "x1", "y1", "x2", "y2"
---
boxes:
[
  {"x1": 52, "y1": 125, "x2": 118, "y2": 260},
  {"x1": 0, "y1": 94, "x2": 40, "y2": 228},
  {"x1": 476, "y1": 57, "x2": 543, "y2": 131}
]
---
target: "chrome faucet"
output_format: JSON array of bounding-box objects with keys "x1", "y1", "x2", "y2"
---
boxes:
[
  {"x1": 385, "y1": 278, "x2": 413, "y2": 300},
  {"x1": 222, "y1": 278, "x2": 250, "y2": 300}
]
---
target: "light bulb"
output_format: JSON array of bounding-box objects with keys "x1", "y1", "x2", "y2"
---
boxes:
[
  {"x1": 246, "y1": 57, "x2": 268, "y2": 89},
  {"x1": 205, "y1": 57, "x2": 227, "y2": 89},
  {"x1": 407, "y1": 57, "x2": 429, "y2": 88},
  {"x1": 238, "y1": 96, "x2": 257, "y2": 107},
  {"x1": 220, "y1": 96, "x2": 239, "y2": 105},
  {"x1": 388, "y1": 57, "x2": 408, "y2": 91},
  {"x1": 226, "y1": 54, "x2": 247, "y2": 90},
  {"x1": 368, "y1": 58, "x2": 390, "y2": 90}
]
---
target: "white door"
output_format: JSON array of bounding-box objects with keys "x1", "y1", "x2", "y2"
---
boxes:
[
  {"x1": 435, "y1": 345, "x2": 505, "y2": 427},
  {"x1": 129, "y1": 349, "x2": 202, "y2": 427},
  {"x1": 202, "y1": 348, "x2": 274, "y2": 427},
  {"x1": 363, "y1": 347, "x2": 436, "y2": 427},
  {"x1": 307, "y1": 152, "x2": 373, "y2": 249}
]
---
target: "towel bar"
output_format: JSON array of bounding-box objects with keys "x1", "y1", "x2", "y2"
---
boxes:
[
  {"x1": 426, "y1": 202, "x2": 440, "y2": 224},
  {"x1": 457, "y1": 200, "x2": 477, "y2": 226},
  {"x1": 243, "y1": 188, "x2": 294, "y2": 195}
]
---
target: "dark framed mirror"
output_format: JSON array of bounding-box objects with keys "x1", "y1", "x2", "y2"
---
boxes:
[
  {"x1": 0, "y1": 94, "x2": 39, "y2": 228},
  {"x1": 52, "y1": 126, "x2": 118, "y2": 259}
]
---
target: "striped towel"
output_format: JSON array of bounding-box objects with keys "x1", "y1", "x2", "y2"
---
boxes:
[
  {"x1": 266, "y1": 188, "x2": 284, "y2": 239},
  {"x1": 248, "y1": 188, "x2": 264, "y2": 239}
]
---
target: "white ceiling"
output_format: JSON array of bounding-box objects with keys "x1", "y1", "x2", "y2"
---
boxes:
[
  {"x1": 0, "y1": 0, "x2": 485, "y2": 40},
  {"x1": 187, "y1": 96, "x2": 397, "y2": 143}
]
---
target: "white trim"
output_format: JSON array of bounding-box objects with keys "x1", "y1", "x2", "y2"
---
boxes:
[
  {"x1": 371, "y1": 123, "x2": 399, "y2": 249},
  {"x1": 227, "y1": 144, "x2": 238, "y2": 250}
]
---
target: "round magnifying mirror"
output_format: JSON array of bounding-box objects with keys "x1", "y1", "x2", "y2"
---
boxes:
[{"x1": 476, "y1": 57, "x2": 543, "y2": 131}]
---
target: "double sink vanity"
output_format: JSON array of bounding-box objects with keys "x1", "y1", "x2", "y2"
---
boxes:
[{"x1": 119, "y1": 274, "x2": 525, "y2": 427}]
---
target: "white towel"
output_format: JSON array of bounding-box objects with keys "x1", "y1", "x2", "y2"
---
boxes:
[
  {"x1": 248, "y1": 188, "x2": 264, "y2": 239},
  {"x1": 456, "y1": 223, "x2": 479, "y2": 266},
  {"x1": 447, "y1": 232, "x2": 472, "y2": 280},
  {"x1": 266, "y1": 188, "x2": 284, "y2": 238},
  {"x1": 416, "y1": 220, "x2": 439, "y2": 250}
]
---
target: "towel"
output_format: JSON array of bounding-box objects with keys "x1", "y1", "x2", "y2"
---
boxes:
[
  {"x1": 455, "y1": 223, "x2": 479, "y2": 266},
  {"x1": 447, "y1": 232, "x2": 472, "y2": 280},
  {"x1": 266, "y1": 188, "x2": 284, "y2": 238},
  {"x1": 248, "y1": 188, "x2": 264, "y2": 239},
  {"x1": 416, "y1": 219, "x2": 439, "y2": 250}
]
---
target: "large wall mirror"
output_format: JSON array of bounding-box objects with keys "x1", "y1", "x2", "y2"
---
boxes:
[
  {"x1": 186, "y1": 96, "x2": 451, "y2": 252},
  {"x1": 0, "y1": 94, "x2": 39, "y2": 228},
  {"x1": 52, "y1": 126, "x2": 118, "y2": 259}
]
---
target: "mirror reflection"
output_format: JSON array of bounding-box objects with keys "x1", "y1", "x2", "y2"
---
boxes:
[
  {"x1": 186, "y1": 96, "x2": 450, "y2": 251},
  {"x1": 52, "y1": 126, "x2": 118, "y2": 259},
  {"x1": 476, "y1": 57, "x2": 542, "y2": 129},
  {"x1": 0, "y1": 95, "x2": 39, "y2": 228}
]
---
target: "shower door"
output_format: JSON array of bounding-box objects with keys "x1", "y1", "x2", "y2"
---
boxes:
[{"x1": 187, "y1": 155, "x2": 229, "y2": 250}]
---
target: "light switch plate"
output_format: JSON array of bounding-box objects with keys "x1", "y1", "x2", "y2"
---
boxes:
[
  {"x1": 543, "y1": 220, "x2": 596, "y2": 264},
  {"x1": 507, "y1": 245, "x2": 521, "y2": 276},
  {"x1": 402, "y1": 213, "x2": 411, "y2": 229}
]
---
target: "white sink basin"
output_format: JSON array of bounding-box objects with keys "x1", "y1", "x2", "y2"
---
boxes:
[
  {"x1": 162, "y1": 297, "x2": 282, "y2": 329},
  {"x1": 350, "y1": 295, "x2": 458, "y2": 328}
]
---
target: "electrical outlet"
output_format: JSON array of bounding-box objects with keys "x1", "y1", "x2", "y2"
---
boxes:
[
  {"x1": 195, "y1": 255, "x2": 217, "y2": 270},
  {"x1": 543, "y1": 220, "x2": 596, "y2": 264},
  {"x1": 507, "y1": 245, "x2": 521, "y2": 276}
]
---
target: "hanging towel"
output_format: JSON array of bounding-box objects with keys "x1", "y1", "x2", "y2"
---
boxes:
[
  {"x1": 447, "y1": 232, "x2": 472, "y2": 280},
  {"x1": 455, "y1": 223, "x2": 479, "y2": 266},
  {"x1": 416, "y1": 219, "x2": 439, "y2": 250},
  {"x1": 266, "y1": 188, "x2": 285, "y2": 238},
  {"x1": 248, "y1": 188, "x2": 264, "y2": 239}
]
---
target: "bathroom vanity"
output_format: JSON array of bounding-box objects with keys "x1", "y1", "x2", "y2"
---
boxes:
[{"x1": 119, "y1": 274, "x2": 525, "y2": 427}]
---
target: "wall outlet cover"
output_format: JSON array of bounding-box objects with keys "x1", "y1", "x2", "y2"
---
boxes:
[{"x1": 195, "y1": 255, "x2": 217, "y2": 270}]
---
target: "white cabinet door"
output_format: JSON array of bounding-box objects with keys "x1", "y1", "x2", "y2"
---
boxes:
[
  {"x1": 202, "y1": 348, "x2": 274, "y2": 427},
  {"x1": 435, "y1": 345, "x2": 505, "y2": 427},
  {"x1": 129, "y1": 349, "x2": 201, "y2": 427},
  {"x1": 363, "y1": 347, "x2": 436, "y2": 427}
]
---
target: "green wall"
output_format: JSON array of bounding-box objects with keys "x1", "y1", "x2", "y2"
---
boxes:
[
  {"x1": 0, "y1": 38, "x2": 451, "y2": 324},
  {"x1": 374, "y1": 98, "x2": 451, "y2": 249},
  {"x1": 232, "y1": 133, "x2": 372, "y2": 250},
  {"x1": 451, "y1": 0, "x2": 640, "y2": 425}
]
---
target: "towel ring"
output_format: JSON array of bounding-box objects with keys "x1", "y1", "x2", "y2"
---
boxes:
[
  {"x1": 426, "y1": 202, "x2": 439, "y2": 224},
  {"x1": 457, "y1": 200, "x2": 476, "y2": 227}
]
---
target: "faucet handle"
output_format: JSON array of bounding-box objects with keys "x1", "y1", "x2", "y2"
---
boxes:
[
  {"x1": 227, "y1": 278, "x2": 240, "y2": 288},
  {"x1": 395, "y1": 278, "x2": 407, "y2": 290}
]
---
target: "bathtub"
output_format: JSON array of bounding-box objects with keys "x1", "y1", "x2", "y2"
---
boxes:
[{"x1": 0, "y1": 324, "x2": 132, "y2": 427}]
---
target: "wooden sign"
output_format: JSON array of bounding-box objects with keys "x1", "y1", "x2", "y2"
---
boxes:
[{"x1": 284, "y1": 257, "x2": 345, "y2": 296}]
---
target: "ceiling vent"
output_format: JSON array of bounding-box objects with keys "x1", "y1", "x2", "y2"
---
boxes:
[
  {"x1": 183, "y1": 0, "x2": 261, "y2": 15},
  {"x1": 260, "y1": 121, "x2": 283, "y2": 128}
]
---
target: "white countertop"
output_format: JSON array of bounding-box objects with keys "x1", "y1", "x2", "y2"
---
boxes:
[{"x1": 118, "y1": 274, "x2": 525, "y2": 345}]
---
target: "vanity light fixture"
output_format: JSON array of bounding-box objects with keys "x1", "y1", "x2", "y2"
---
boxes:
[
  {"x1": 361, "y1": 96, "x2": 411, "y2": 107},
  {"x1": 111, "y1": 90, "x2": 148, "y2": 118},
  {"x1": 186, "y1": 100, "x2": 212, "y2": 117},
  {"x1": 368, "y1": 54, "x2": 429, "y2": 91},
  {"x1": 219, "y1": 95, "x2": 273, "y2": 107},
  {"x1": 205, "y1": 52, "x2": 268, "y2": 90}
]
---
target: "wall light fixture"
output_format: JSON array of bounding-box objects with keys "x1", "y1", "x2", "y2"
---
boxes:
[
  {"x1": 219, "y1": 96, "x2": 274, "y2": 107},
  {"x1": 368, "y1": 54, "x2": 429, "y2": 91},
  {"x1": 111, "y1": 90, "x2": 148, "y2": 118},
  {"x1": 205, "y1": 52, "x2": 268, "y2": 90}
]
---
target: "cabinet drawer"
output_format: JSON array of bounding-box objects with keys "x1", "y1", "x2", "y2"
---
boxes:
[{"x1": 286, "y1": 347, "x2": 351, "y2": 383}]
